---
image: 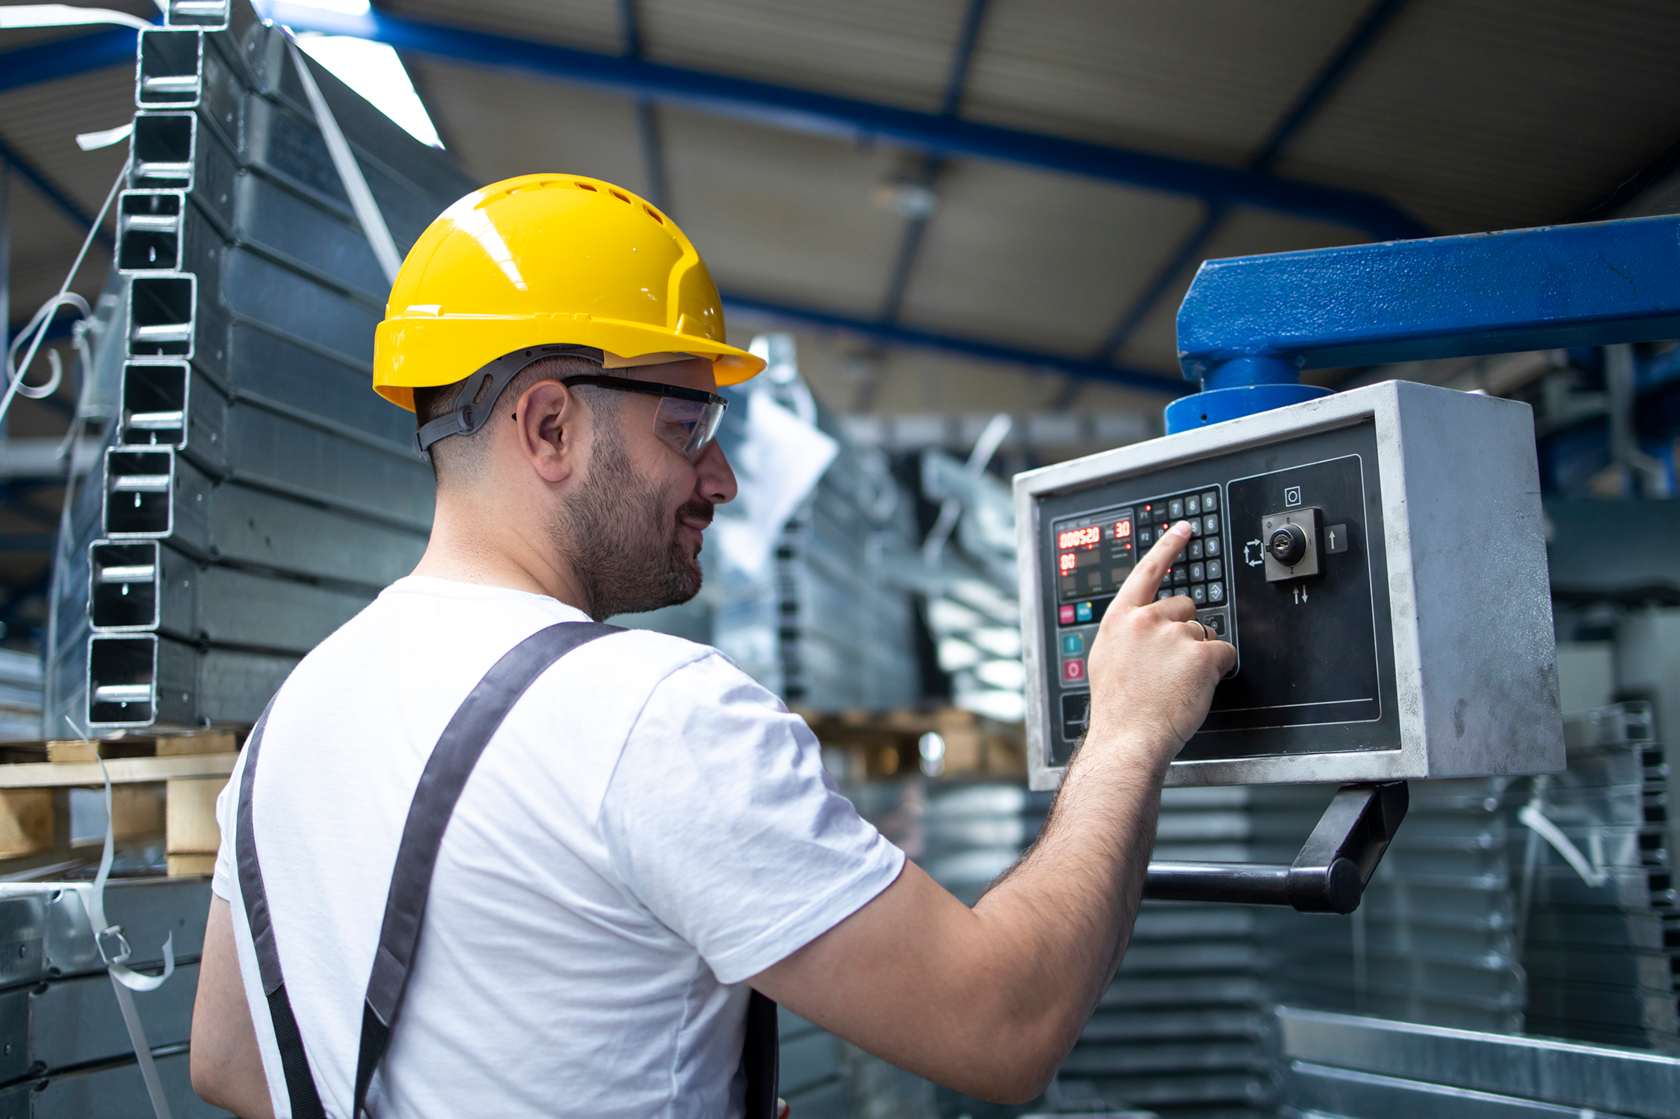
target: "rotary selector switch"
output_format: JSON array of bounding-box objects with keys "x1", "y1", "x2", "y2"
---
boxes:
[
  {"x1": 1267, "y1": 523, "x2": 1307, "y2": 566},
  {"x1": 1261, "y1": 507, "x2": 1324, "y2": 583}
]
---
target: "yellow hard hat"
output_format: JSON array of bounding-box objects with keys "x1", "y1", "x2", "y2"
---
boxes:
[{"x1": 373, "y1": 174, "x2": 765, "y2": 410}]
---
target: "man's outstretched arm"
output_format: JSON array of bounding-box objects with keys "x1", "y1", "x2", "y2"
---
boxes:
[{"x1": 751, "y1": 521, "x2": 1233, "y2": 1103}]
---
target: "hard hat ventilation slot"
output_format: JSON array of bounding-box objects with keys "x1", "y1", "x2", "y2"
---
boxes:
[
  {"x1": 610, "y1": 190, "x2": 630, "y2": 204},
  {"x1": 644, "y1": 205, "x2": 664, "y2": 224},
  {"x1": 575, "y1": 182, "x2": 597, "y2": 192}
]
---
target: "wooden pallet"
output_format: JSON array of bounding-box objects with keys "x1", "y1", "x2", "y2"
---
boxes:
[
  {"x1": 794, "y1": 707, "x2": 1025, "y2": 782},
  {"x1": 0, "y1": 732, "x2": 240, "y2": 878}
]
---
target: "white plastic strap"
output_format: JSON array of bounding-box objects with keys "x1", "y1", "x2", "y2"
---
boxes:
[
  {"x1": 70, "y1": 716, "x2": 176, "y2": 1119},
  {"x1": 1518, "y1": 800, "x2": 1608, "y2": 888},
  {"x1": 284, "y1": 37, "x2": 403, "y2": 285},
  {"x1": 0, "y1": 5, "x2": 153, "y2": 30}
]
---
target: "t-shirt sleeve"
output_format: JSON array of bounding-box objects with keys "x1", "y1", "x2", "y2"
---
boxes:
[
  {"x1": 210, "y1": 754, "x2": 242, "y2": 901},
  {"x1": 600, "y1": 653, "x2": 905, "y2": 985}
]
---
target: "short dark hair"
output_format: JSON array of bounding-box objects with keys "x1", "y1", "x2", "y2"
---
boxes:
[{"x1": 415, "y1": 354, "x2": 616, "y2": 485}]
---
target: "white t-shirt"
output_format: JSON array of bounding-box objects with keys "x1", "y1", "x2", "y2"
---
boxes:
[{"x1": 212, "y1": 575, "x2": 904, "y2": 1119}]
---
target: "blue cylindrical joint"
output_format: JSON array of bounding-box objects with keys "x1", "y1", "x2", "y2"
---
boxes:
[{"x1": 1164, "y1": 353, "x2": 1329, "y2": 434}]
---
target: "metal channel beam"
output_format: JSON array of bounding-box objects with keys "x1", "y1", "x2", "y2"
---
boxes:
[
  {"x1": 1097, "y1": 0, "x2": 1417, "y2": 361},
  {"x1": 0, "y1": 28, "x2": 144, "y2": 95},
  {"x1": 259, "y1": 2, "x2": 1426, "y2": 238},
  {"x1": 0, "y1": 135, "x2": 112, "y2": 248},
  {"x1": 1177, "y1": 213, "x2": 1680, "y2": 383},
  {"x1": 722, "y1": 291, "x2": 1185, "y2": 395}
]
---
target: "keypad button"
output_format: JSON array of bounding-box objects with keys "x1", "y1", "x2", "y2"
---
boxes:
[
  {"x1": 1207, "y1": 581, "x2": 1225, "y2": 604},
  {"x1": 1185, "y1": 495, "x2": 1200, "y2": 515},
  {"x1": 1075, "y1": 601, "x2": 1094, "y2": 623},
  {"x1": 1137, "y1": 526, "x2": 1153, "y2": 546},
  {"x1": 1173, "y1": 586, "x2": 1191, "y2": 598},
  {"x1": 1062, "y1": 658, "x2": 1086, "y2": 682},
  {"x1": 1157, "y1": 589, "x2": 1172, "y2": 602},
  {"x1": 1171, "y1": 567, "x2": 1189, "y2": 586},
  {"x1": 1188, "y1": 539, "x2": 1204, "y2": 560},
  {"x1": 1191, "y1": 583, "x2": 1207, "y2": 604},
  {"x1": 1203, "y1": 514, "x2": 1220, "y2": 534},
  {"x1": 1168, "y1": 498, "x2": 1184, "y2": 519},
  {"x1": 1203, "y1": 611, "x2": 1226, "y2": 635},
  {"x1": 1188, "y1": 518, "x2": 1203, "y2": 536},
  {"x1": 1202, "y1": 490, "x2": 1219, "y2": 511},
  {"x1": 1204, "y1": 537, "x2": 1222, "y2": 557},
  {"x1": 1059, "y1": 604, "x2": 1076, "y2": 625},
  {"x1": 1061, "y1": 633, "x2": 1084, "y2": 656},
  {"x1": 1189, "y1": 561, "x2": 1205, "y2": 581},
  {"x1": 1206, "y1": 558, "x2": 1224, "y2": 580}
]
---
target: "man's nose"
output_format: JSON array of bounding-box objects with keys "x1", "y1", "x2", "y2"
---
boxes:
[{"x1": 695, "y1": 439, "x2": 738, "y2": 505}]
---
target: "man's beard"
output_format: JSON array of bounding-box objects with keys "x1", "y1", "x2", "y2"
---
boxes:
[{"x1": 555, "y1": 422, "x2": 710, "y2": 621}]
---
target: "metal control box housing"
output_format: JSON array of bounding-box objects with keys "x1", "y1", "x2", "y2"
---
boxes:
[{"x1": 1017, "y1": 380, "x2": 1563, "y2": 790}]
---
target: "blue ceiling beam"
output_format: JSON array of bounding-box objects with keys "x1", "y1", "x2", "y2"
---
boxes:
[
  {"x1": 260, "y1": 4, "x2": 1426, "y2": 239},
  {"x1": 721, "y1": 291, "x2": 1187, "y2": 396},
  {"x1": 0, "y1": 135, "x2": 113, "y2": 249},
  {"x1": 876, "y1": 0, "x2": 991, "y2": 326},
  {"x1": 0, "y1": 28, "x2": 140, "y2": 95},
  {"x1": 1096, "y1": 0, "x2": 1417, "y2": 363}
]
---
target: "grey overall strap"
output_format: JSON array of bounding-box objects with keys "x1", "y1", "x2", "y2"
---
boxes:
[
  {"x1": 236, "y1": 700, "x2": 328, "y2": 1119},
  {"x1": 352, "y1": 621, "x2": 623, "y2": 1115}
]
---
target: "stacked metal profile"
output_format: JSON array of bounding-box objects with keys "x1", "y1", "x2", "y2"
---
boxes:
[
  {"x1": 711, "y1": 373, "x2": 920, "y2": 713},
  {"x1": 0, "y1": 878, "x2": 223, "y2": 1117},
  {"x1": 1250, "y1": 778, "x2": 1527, "y2": 1034},
  {"x1": 848, "y1": 780, "x2": 1272, "y2": 1118},
  {"x1": 44, "y1": 0, "x2": 474, "y2": 735},
  {"x1": 1516, "y1": 702, "x2": 1679, "y2": 1052}
]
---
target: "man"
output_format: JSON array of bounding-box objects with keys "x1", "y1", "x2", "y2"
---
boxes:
[{"x1": 191, "y1": 174, "x2": 1234, "y2": 1117}]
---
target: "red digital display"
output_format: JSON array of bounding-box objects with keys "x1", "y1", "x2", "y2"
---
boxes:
[
  {"x1": 1114, "y1": 519, "x2": 1132, "y2": 539},
  {"x1": 1058, "y1": 525, "x2": 1101, "y2": 550},
  {"x1": 1058, "y1": 553, "x2": 1078, "y2": 574}
]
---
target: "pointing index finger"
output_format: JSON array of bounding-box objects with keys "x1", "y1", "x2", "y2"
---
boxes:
[{"x1": 1115, "y1": 521, "x2": 1193, "y2": 609}]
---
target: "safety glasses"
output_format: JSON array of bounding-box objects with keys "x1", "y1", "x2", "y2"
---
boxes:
[{"x1": 560, "y1": 374, "x2": 728, "y2": 460}]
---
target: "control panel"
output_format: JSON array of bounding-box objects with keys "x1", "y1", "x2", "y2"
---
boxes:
[{"x1": 1016, "y1": 381, "x2": 1564, "y2": 790}]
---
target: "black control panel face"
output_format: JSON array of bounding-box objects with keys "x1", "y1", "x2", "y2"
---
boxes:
[{"x1": 1038, "y1": 422, "x2": 1397, "y2": 768}]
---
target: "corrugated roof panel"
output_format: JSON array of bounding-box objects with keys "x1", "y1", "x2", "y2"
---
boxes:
[
  {"x1": 1276, "y1": 0, "x2": 1680, "y2": 233},
  {"x1": 959, "y1": 0, "x2": 1362, "y2": 166},
  {"x1": 639, "y1": 0, "x2": 969, "y2": 113},
  {"x1": 381, "y1": 0, "x2": 623, "y2": 54},
  {"x1": 0, "y1": 67, "x2": 134, "y2": 220},
  {"x1": 661, "y1": 107, "x2": 909, "y2": 319},
  {"x1": 4, "y1": 175, "x2": 113, "y2": 320},
  {"x1": 404, "y1": 59, "x2": 647, "y2": 196},
  {"x1": 898, "y1": 157, "x2": 1206, "y2": 356},
  {"x1": 1116, "y1": 205, "x2": 1369, "y2": 375}
]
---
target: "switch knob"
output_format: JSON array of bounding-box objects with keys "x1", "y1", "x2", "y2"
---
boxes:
[{"x1": 1268, "y1": 523, "x2": 1307, "y2": 566}]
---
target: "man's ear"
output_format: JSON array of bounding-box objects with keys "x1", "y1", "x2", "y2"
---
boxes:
[{"x1": 510, "y1": 380, "x2": 586, "y2": 484}]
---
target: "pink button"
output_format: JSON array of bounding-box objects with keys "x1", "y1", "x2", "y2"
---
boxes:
[
  {"x1": 1062, "y1": 658, "x2": 1085, "y2": 682},
  {"x1": 1059, "y1": 604, "x2": 1076, "y2": 625}
]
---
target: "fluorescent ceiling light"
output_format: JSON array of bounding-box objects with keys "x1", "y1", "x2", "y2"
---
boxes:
[
  {"x1": 294, "y1": 33, "x2": 442, "y2": 149},
  {"x1": 258, "y1": 0, "x2": 443, "y2": 149}
]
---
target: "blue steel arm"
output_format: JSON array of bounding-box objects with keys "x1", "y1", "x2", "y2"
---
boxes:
[{"x1": 1168, "y1": 213, "x2": 1680, "y2": 432}]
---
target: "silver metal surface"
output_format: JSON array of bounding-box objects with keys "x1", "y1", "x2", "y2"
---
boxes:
[
  {"x1": 1017, "y1": 380, "x2": 1562, "y2": 791},
  {"x1": 1277, "y1": 1006, "x2": 1680, "y2": 1118}
]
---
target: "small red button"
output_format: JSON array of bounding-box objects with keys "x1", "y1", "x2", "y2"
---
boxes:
[
  {"x1": 1062, "y1": 658, "x2": 1085, "y2": 682},
  {"x1": 1059, "y1": 604, "x2": 1076, "y2": 625}
]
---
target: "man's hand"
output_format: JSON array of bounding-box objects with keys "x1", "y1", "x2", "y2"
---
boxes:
[
  {"x1": 1084, "y1": 520, "x2": 1237, "y2": 775},
  {"x1": 753, "y1": 521, "x2": 1236, "y2": 1103}
]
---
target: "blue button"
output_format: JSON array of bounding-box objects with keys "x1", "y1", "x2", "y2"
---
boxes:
[
  {"x1": 1061, "y1": 633, "x2": 1084, "y2": 656},
  {"x1": 1075, "y1": 601, "x2": 1093, "y2": 623}
]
